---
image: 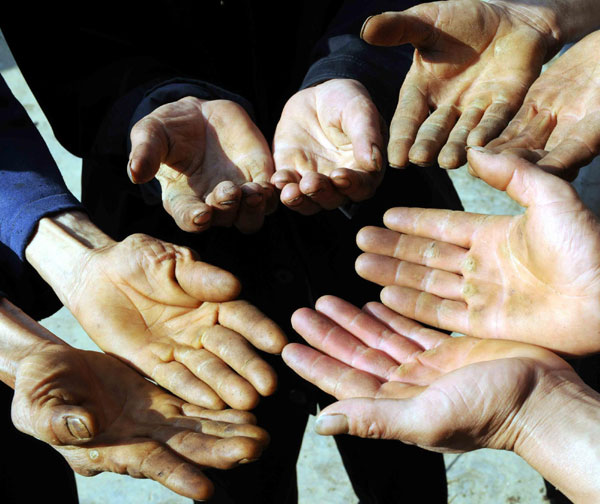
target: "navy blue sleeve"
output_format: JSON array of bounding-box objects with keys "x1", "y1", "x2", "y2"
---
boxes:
[
  {"x1": 301, "y1": 0, "x2": 421, "y2": 121},
  {"x1": 0, "y1": 77, "x2": 83, "y2": 260}
]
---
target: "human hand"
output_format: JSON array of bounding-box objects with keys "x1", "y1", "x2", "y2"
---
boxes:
[
  {"x1": 129, "y1": 97, "x2": 277, "y2": 233},
  {"x1": 272, "y1": 79, "x2": 385, "y2": 214},
  {"x1": 12, "y1": 343, "x2": 269, "y2": 500},
  {"x1": 66, "y1": 233, "x2": 287, "y2": 410},
  {"x1": 282, "y1": 295, "x2": 574, "y2": 453},
  {"x1": 487, "y1": 30, "x2": 600, "y2": 180},
  {"x1": 361, "y1": 0, "x2": 563, "y2": 169},
  {"x1": 355, "y1": 148, "x2": 600, "y2": 355}
]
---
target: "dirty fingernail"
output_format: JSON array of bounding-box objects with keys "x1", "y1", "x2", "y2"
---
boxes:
[{"x1": 67, "y1": 416, "x2": 92, "y2": 441}]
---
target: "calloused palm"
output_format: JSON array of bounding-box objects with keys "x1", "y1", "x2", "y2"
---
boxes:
[
  {"x1": 355, "y1": 148, "x2": 600, "y2": 355},
  {"x1": 282, "y1": 295, "x2": 574, "y2": 453},
  {"x1": 129, "y1": 97, "x2": 277, "y2": 233},
  {"x1": 272, "y1": 79, "x2": 385, "y2": 215},
  {"x1": 12, "y1": 344, "x2": 269, "y2": 500},
  {"x1": 488, "y1": 30, "x2": 600, "y2": 180},
  {"x1": 68, "y1": 233, "x2": 287, "y2": 410},
  {"x1": 361, "y1": 0, "x2": 561, "y2": 169}
]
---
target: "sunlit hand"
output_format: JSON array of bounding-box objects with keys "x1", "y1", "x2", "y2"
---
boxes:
[
  {"x1": 12, "y1": 344, "x2": 269, "y2": 501},
  {"x1": 487, "y1": 30, "x2": 600, "y2": 180},
  {"x1": 355, "y1": 148, "x2": 600, "y2": 355},
  {"x1": 282, "y1": 295, "x2": 573, "y2": 453},
  {"x1": 129, "y1": 97, "x2": 277, "y2": 233},
  {"x1": 272, "y1": 79, "x2": 385, "y2": 214},
  {"x1": 67, "y1": 233, "x2": 287, "y2": 410},
  {"x1": 361, "y1": 0, "x2": 562, "y2": 169}
]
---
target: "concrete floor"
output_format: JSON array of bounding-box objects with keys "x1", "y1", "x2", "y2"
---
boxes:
[{"x1": 0, "y1": 30, "x2": 567, "y2": 503}]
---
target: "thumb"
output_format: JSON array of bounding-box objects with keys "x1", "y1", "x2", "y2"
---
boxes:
[
  {"x1": 466, "y1": 147, "x2": 580, "y2": 208},
  {"x1": 12, "y1": 394, "x2": 97, "y2": 446},
  {"x1": 128, "y1": 115, "x2": 170, "y2": 184},
  {"x1": 314, "y1": 397, "x2": 434, "y2": 444},
  {"x1": 360, "y1": 8, "x2": 438, "y2": 48}
]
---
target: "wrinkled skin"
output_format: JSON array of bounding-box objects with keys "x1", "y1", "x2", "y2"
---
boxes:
[
  {"x1": 488, "y1": 30, "x2": 600, "y2": 180},
  {"x1": 361, "y1": 0, "x2": 559, "y2": 169},
  {"x1": 355, "y1": 149, "x2": 600, "y2": 355},
  {"x1": 282, "y1": 295, "x2": 575, "y2": 453},
  {"x1": 272, "y1": 79, "x2": 385, "y2": 214},
  {"x1": 68, "y1": 234, "x2": 287, "y2": 409},
  {"x1": 12, "y1": 344, "x2": 269, "y2": 500},
  {"x1": 129, "y1": 97, "x2": 277, "y2": 233}
]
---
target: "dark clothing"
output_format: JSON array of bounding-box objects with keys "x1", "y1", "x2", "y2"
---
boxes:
[{"x1": 1, "y1": 2, "x2": 460, "y2": 501}]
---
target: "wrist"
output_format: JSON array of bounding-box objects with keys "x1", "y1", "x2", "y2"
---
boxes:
[
  {"x1": 24, "y1": 211, "x2": 115, "y2": 308},
  {"x1": 513, "y1": 368, "x2": 600, "y2": 502}
]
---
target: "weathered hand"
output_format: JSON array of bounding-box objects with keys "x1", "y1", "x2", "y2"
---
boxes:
[
  {"x1": 488, "y1": 30, "x2": 600, "y2": 180},
  {"x1": 68, "y1": 233, "x2": 287, "y2": 409},
  {"x1": 361, "y1": 0, "x2": 561, "y2": 169},
  {"x1": 272, "y1": 79, "x2": 385, "y2": 214},
  {"x1": 282, "y1": 295, "x2": 574, "y2": 454},
  {"x1": 129, "y1": 97, "x2": 276, "y2": 233},
  {"x1": 12, "y1": 344, "x2": 269, "y2": 500},
  {"x1": 355, "y1": 148, "x2": 600, "y2": 355}
]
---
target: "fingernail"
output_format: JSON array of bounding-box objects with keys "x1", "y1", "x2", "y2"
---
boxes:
[
  {"x1": 193, "y1": 212, "x2": 210, "y2": 226},
  {"x1": 315, "y1": 414, "x2": 349, "y2": 435},
  {"x1": 239, "y1": 458, "x2": 260, "y2": 465},
  {"x1": 465, "y1": 146, "x2": 489, "y2": 153},
  {"x1": 66, "y1": 416, "x2": 92, "y2": 440},
  {"x1": 332, "y1": 176, "x2": 351, "y2": 188},
  {"x1": 360, "y1": 16, "x2": 374, "y2": 39},
  {"x1": 127, "y1": 160, "x2": 135, "y2": 183},
  {"x1": 388, "y1": 162, "x2": 407, "y2": 170},
  {"x1": 371, "y1": 144, "x2": 383, "y2": 172},
  {"x1": 306, "y1": 188, "x2": 324, "y2": 198}
]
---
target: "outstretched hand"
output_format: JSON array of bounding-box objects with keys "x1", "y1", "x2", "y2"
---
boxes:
[
  {"x1": 488, "y1": 29, "x2": 600, "y2": 180},
  {"x1": 69, "y1": 234, "x2": 287, "y2": 410},
  {"x1": 129, "y1": 97, "x2": 277, "y2": 233},
  {"x1": 282, "y1": 295, "x2": 574, "y2": 454},
  {"x1": 355, "y1": 148, "x2": 600, "y2": 355},
  {"x1": 272, "y1": 79, "x2": 385, "y2": 214},
  {"x1": 12, "y1": 344, "x2": 269, "y2": 500},
  {"x1": 361, "y1": 0, "x2": 561, "y2": 169}
]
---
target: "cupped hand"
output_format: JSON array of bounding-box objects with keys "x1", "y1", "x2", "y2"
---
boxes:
[
  {"x1": 282, "y1": 295, "x2": 574, "y2": 453},
  {"x1": 361, "y1": 0, "x2": 561, "y2": 169},
  {"x1": 355, "y1": 148, "x2": 600, "y2": 355},
  {"x1": 129, "y1": 97, "x2": 277, "y2": 233},
  {"x1": 12, "y1": 344, "x2": 269, "y2": 500},
  {"x1": 487, "y1": 30, "x2": 600, "y2": 180},
  {"x1": 272, "y1": 79, "x2": 385, "y2": 214},
  {"x1": 69, "y1": 234, "x2": 287, "y2": 409}
]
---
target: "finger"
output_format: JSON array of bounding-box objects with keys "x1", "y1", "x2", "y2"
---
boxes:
[
  {"x1": 381, "y1": 285, "x2": 469, "y2": 335},
  {"x1": 355, "y1": 253, "x2": 464, "y2": 301},
  {"x1": 271, "y1": 168, "x2": 301, "y2": 190},
  {"x1": 486, "y1": 105, "x2": 536, "y2": 150},
  {"x1": 466, "y1": 147, "x2": 580, "y2": 207},
  {"x1": 299, "y1": 172, "x2": 347, "y2": 210},
  {"x1": 280, "y1": 182, "x2": 322, "y2": 215},
  {"x1": 362, "y1": 302, "x2": 449, "y2": 349},
  {"x1": 388, "y1": 79, "x2": 430, "y2": 168},
  {"x1": 438, "y1": 105, "x2": 486, "y2": 169},
  {"x1": 410, "y1": 105, "x2": 460, "y2": 167},
  {"x1": 173, "y1": 346, "x2": 259, "y2": 410},
  {"x1": 356, "y1": 226, "x2": 468, "y2": 273},
  {"x1": 235, "y1": 182, "x2": 267, "y2": 234},
  {"x1": 66, "y1": 441, "x2": 215, "y2": 500},
  {"x1": 200, "y1": 325, "x2": 278, "y2": 397},
  {"x1": 162, "y1": 189, "x2": 213, "y2": 233},
  {"x1": 149, "y1": 358, "x2": 226, "y2": 409},
  {"x1": 482, "y1": 110, "x2": 555, "y2": 152},
  {"x1": 291, "y1": 307, "x2": 400, "y2": 380},
  {"x1": 128, "y1": 115, "x2": 169, "y2": 183},
  {"x1": 163, "y1": 416, "x2": 269, "y2": 445},
  {"x1": 174, "y1": 252, "x2": 241, "y2": 302},
  {"x1": 207, "y1": 181, "x2": 243, "y2": 228},
  {"x1": 382, "y1": 207, "x2": 489, "y2": 248},
  {"x1": 219, "y1": 300, "x2": 288, "y2": 354},
  {"x1": 281, "y1": 343, "x2": 382, "y2": 399},
  {"x1": 360, "y1": 9, "x2": 438, "y2": 48},
  {"x1": 330, "y1": 168, "x2": 381, "y2": 202},
  {"x1": 181, "y1": 404, "x2": 257, "y2": 425},
  {"x1": 314, "y1": 295, "x2": 427, "y2": 363},
  {"x1": 467, "y1": 100, "x2": 518, "y2": 148}
]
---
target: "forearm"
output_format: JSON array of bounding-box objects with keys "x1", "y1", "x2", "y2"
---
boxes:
[
  {"x1": 0, "y1": 297, "x2": 63, "y2": 388},
  {"x1": 24, "y1": 211, "x2": 115, "y2": 308},
  {"x1": 515, "y1": 371, "x2": 600, "y2": 503}
]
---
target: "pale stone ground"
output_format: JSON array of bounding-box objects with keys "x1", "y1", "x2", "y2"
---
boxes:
[{"x1": 7, "y1": 29, "x2": 599, "y2": 504}]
